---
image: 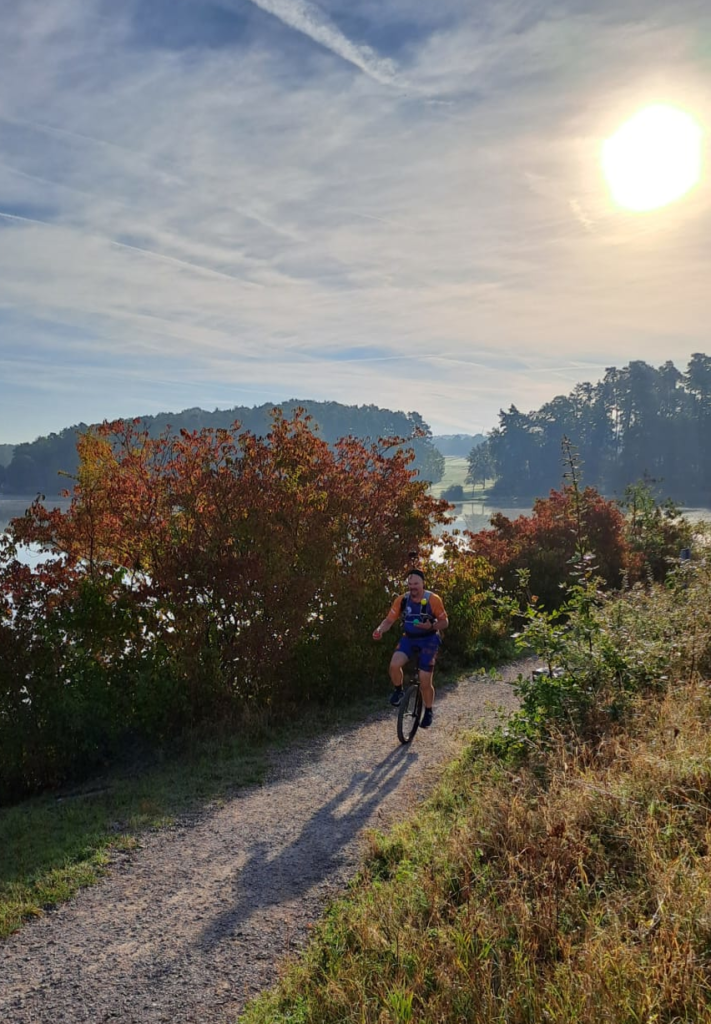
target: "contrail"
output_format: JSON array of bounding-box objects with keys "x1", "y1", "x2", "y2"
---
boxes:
[
  {"x1": 234, "y1": 0, "x2": 400, "y2": 86},
  {"x1": 0, "y1": 210, "x2": 49, "y2": 228},
  {"x1": 0, "y1": 119, "x2": 303, "y2": 242},
  {"x1": 337, "y1": 208, "x2": 411, "y2": 230},
  {"x1": 0, "y1": 114, "x2": 173, "y2": 169},
  {"x1": 0, "y1": 209, "x2": 264, "y2": 286},
  {"x1": 107, "y1": 238, "x2": 264, "y2": 285}
]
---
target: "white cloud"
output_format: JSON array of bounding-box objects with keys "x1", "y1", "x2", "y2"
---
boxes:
[{"x1": 0, "y1": 0, "x2": 710, "y2": 443}]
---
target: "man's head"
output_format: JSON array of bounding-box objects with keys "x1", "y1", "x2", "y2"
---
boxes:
[{"x1": 407, "y1": 569, "x2": 425, "y2": 600}]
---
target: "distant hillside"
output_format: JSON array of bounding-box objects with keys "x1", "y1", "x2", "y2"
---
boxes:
[
  {"x1": 1, "y1": 400, "x2": 445, "y2": 496},
  {"x1": 432, "y1": 434, "x2": 486, "y2": 457},
  {"x1": 0, "y1": 445, "x2": 14, "y2": 467}
]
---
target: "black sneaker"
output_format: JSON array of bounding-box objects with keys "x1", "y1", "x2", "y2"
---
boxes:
[
  {"x1": 389, "y1": 687, "x2": 404, "y2": 707},
  {"x1": 421, "y1": 708, "x2": 434, "y2": 728}
]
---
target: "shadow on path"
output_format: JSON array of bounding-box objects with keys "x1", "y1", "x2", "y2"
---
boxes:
[{"x1": 200, "y1": 744, "x2": 417, "y2": 948}]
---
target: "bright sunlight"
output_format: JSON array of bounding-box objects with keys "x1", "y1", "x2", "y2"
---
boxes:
[{"x1": 602, "y1": 104, "x2": 703, "y2": 212}]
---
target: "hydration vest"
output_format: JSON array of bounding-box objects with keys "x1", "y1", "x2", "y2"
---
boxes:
[{"x1": 400, "y1": 591, "x2": 436, "y2": 636}]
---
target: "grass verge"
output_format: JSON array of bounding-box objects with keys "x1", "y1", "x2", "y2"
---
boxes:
[
  {"x1": 240, "y1": 678, "x2": 711, "y2": 1023},
  {"x1": 0, "y1": 731, "x2": 267, "y2": 939},
  {"x1": 0, "y1": 681, "x2": 398, "y2": 941},
  {"x1": 0, "y1": 666, "x2": 469, "y2": 942}
]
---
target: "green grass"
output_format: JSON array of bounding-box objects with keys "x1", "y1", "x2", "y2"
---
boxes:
[
  {"x1": 0, "y1": 732, "x2": 267, "y2": 938},
  {"x1": 429, "y1": 457, "x2": 490, "y2": 501}
]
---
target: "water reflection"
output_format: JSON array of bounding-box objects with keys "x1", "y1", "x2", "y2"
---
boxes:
[
  {"x1": 438, "y1": 500, "x2": 535, "y2": 535},
  {"x1": 3, "y1": 497, "x2": 711, "y2": 567},
  {"x1": 440, "y1": 499, "x2": 711, "y2": 537},
  {"x1": 0, "y1": 498, "x2": 71, "y2": 568}
]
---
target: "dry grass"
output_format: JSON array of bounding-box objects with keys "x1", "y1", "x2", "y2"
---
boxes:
[{"x1": 241, "y1": 677, "x2": 711, "y2": 1023}]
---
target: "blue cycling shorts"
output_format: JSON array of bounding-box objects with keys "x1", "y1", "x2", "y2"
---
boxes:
[{"x1": 396, "y1": 634, "x2": 440, "y2": 671}]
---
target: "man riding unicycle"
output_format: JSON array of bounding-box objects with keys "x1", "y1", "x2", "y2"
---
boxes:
[{"x1": 372, "y1": 568, "x2": 449, "y2": 729}]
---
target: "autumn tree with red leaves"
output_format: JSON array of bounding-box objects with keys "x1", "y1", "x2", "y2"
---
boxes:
[
  {"x1": 0, "y1": 411, "x2": 450, "y2": 800},
  {"x1": 463, "y1": 486, "x2": 628, "y2": 610}
]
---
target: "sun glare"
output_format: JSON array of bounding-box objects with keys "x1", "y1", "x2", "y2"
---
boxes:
[{"x1": 602, "y1": 104, "x2": 703, "y2": 212}]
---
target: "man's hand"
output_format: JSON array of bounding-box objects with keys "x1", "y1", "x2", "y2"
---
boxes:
[{"x1": 372, "y1": 628, "x2": 383, "y2": 640}]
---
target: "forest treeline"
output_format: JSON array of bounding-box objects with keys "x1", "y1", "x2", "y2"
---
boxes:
[
  {"x1": 8, "y1": 353, "x2": 711, "y2": 503},
  {"x1": 0, "y1": 400, "x2": 444, "y2": 496},
  {"x1": 430, "y1": 433, "x2": 485, "y2": 456},
  {"x1": 468, "y1": 353, "x2": 711, "y2": 501}
]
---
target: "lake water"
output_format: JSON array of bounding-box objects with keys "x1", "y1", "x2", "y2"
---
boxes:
[
  {"x1": 0, "y1": 497, "x2": 70, "y2": 568},
  {"x1": 446, "y1": 500, "x2": 535, "y2": 534},
  {"x1": 3, "y1": 496, "x2": 711, "y2": 565},
  {"x1": 0, "y1": 496, "x2": 71, "y2": 532},
  {"x1": 448, "y1": 500, "x2": 711, "y2": 533}
]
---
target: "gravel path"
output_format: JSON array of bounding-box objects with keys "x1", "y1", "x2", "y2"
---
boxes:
[{"x1": 0, "y1": 662, "x2": 532, "y2": 1024}]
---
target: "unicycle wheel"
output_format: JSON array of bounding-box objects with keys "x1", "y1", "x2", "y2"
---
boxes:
[{"x1": 397, "y1": 683, "x2": 422, "y2": 744}]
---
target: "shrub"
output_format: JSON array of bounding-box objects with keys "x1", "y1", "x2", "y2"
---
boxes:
[
  {"x1": 441, "y1": 484, "x2": 464, "y2": 502},
  {"x1": 430, "y1": 535, "x2": 514, "y2": 665},
  {"x1": 621, "y1": 481, "x2": 693, "y2": 583},
  {"x1": 464, "y1": 485, "x2": 628, "y2": 609},
  {"x1": 1, "y1": 411, "x2": 452, "y2": 800},
  {"x1": 0, "y1": 561, "x2": 176, "y2": 801}
]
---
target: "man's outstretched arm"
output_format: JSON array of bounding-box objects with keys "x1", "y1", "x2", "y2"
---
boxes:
[{"x1": 372, "y1": 597, "x2": 401, "y2": 640}]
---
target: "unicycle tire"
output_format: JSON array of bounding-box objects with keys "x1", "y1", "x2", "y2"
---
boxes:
[{"x1": 397, "y1": 683, "x2": 423, "y2": 744}]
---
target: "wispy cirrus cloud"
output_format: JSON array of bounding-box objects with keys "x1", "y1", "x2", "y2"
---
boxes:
[{"x1": 0, "y1": 0, "x2": 710, "y2": 443}]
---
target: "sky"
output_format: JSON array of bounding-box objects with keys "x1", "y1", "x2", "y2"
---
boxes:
[{"x1": 1, "y1": 0, "x2": 711, "y2": 444}]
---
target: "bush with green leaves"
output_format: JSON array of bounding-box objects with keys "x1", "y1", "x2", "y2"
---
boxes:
[
  {"x1": 620, "y1": 480, "x2": 693, "y2": 583},
  {"x1": 494, "y1": 548, "x2": 711, "y2": 762},
  {"x1": 429, "y1": 535, "x2": 515, "y2": 666},
  {"x1": 492, "y1": 442, "x2": 704, "y2": 754}
]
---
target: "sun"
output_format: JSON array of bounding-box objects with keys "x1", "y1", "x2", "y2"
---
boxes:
[{"x1": 602, "y1": 104, "x2": 703, "y2": 212}]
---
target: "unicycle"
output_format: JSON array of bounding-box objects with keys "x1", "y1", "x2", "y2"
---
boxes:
[{"x1": 397, "y1": 653, "x2": 423, "y2": 745}]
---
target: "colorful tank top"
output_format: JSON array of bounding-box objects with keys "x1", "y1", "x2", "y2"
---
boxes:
[{"x1": 385, "y1": 590, "x2": 446, "y2": 637}]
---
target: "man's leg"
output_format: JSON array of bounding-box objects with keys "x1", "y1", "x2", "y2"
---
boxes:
[
  {"x1": 389, "y1": 651, "x2": 409, "y2": 688},
  {"x1": 418, "y1": 643, "x2": 438, "y2": 727},
  {"x1": 418, "y1": 669, "x2": 435, "y2": 710}
]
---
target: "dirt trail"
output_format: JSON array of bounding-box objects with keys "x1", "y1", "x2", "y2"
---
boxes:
[{"x1": 0, "y1": 663, "x2": 531, "y2": 1024}]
